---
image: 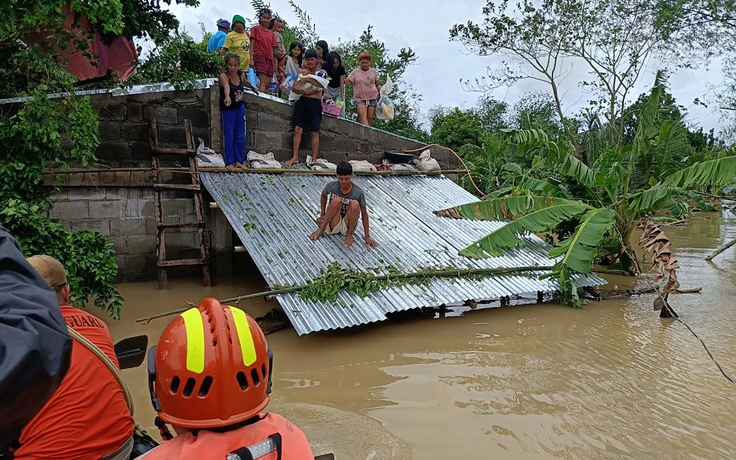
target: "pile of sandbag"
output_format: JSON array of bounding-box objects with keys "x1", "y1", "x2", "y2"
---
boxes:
[{"x1": 247, "y1": 151, "x2": 281, "y2": 169}]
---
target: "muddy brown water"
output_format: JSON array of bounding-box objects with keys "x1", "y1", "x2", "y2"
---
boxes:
[{"x1": 105, "y1": 210, "x2": 736, "y2": 459}]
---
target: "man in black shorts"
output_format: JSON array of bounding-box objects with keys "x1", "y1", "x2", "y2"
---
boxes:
[
  {"x1": 309, "y1": 162, "x2": 379, "y2": 247},
  {"x1": 286, "y1": 48, "x2": 324, "y2": 166}
]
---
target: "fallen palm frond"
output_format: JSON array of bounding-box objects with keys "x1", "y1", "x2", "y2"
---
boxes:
[{"x1": 638, "y1": 220, "x2": 680, "y2": 313}]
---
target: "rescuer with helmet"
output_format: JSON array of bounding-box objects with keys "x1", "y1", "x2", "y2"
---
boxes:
[{"x1": 136, "y1": 297, "x2": 314, "y2": 459}]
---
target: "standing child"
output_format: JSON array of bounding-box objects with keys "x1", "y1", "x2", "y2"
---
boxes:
[
  {"x1": 249, "y1": 8, "x2": 277, "y2": 93},
  {"x1": 285, "y1": 41, "x2": 303, "y2": 78},
  {"x1": 269, "y1": 17, "x2": 288, "y2": 77},
  {"x1": 315, "y1": 40, "x2": 329, "y2": 69},
  {"x1": 346, "y1": 51, "x2": 381, "y2": 126},
  {"x1": 219, "y1": 54, "x2": 257, "y2": 171},
  {"x1": 323, "y1": 51, "x2": 346, "y2": 113},
  {"x1": 221, "y1": 15, "x2": 251, "y2": 69}
]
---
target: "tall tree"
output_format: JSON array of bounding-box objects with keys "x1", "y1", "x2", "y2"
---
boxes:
[{"x1": 450, "y1": 0, "x2": 686, "y2": 161}]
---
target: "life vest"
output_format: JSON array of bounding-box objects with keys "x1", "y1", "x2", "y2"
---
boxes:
[{"x1": 136, "y1": 413, "x2": 314, "y2": 460}]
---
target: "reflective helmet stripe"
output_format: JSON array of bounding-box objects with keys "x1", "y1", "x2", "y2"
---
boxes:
[
  {"x1": 229, "y1": 307, "x2": 258, "y2": 366},
  {"x1": 181, "y1": 308, "x2": 206, "y2": 373}
]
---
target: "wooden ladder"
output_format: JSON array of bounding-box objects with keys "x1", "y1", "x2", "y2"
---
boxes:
[{"x1": 149, "y1": 117, "x2": 211, "y2": 289}]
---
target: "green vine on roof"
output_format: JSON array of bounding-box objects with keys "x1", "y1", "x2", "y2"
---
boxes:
[{"x1": 300, "y1": 262, "x2": 381, "y2": 302}]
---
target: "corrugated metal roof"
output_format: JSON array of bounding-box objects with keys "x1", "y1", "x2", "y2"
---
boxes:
[{"x1": 201, "y1": 172, "x2": 605, "y2": 335}]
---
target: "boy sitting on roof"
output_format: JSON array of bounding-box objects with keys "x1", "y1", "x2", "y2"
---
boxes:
[{"x1": 310, "y1": 161, "x2": 379, "y2": 247}]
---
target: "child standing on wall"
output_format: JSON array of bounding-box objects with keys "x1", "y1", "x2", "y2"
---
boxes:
[
  {"x1": 221, "y1": 15, "x2": 251, "y2": 69},
  {"x1": 249, "y1": 8, "x2": 277, "y2": 93}
]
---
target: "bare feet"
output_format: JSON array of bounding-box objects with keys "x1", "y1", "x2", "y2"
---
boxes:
[
  {"x1": 309, "y1": 230, "x2": 322, "y2": 241},
  {"x1": 235, "y1": 162, "x2": 246, "y2": 169},
  {"x1": 226, "y1": 164, "x2": 235, "y2": 171},
  {"x1": 342, "y1": 234, "x2": 354, "y2": 246},
  {"x1": 364, "y1": 237, "x2": 379, "y2": 247},
  {"x1": 285, "y1": 157, "x2": 299, "y2": 166}
]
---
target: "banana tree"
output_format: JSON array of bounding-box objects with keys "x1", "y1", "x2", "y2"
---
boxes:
[{"x1": 437, "y1": 76, "x2": 736, "y2": 306}]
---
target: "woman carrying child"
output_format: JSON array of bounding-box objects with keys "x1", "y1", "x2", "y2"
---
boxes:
[
  {"x1": 346, "y1": 51, "x2": 381, "y2": 126},
  {"x1": 218, "y1": 53, "x2": 257, "y2": 171},
  {"x1": 249, "y1": 8, "x2": 278, "y2": 93}
]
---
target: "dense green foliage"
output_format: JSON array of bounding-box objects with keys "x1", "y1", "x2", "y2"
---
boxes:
[
  {"x1": 440, "y1": 76, "x2": 736, "y2": 306},
  {"x1": 1, "y1": 0, "x2": 196, "y2": 317}
]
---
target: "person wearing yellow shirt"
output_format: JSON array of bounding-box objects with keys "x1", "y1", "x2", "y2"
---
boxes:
[{"x1": 222, "y1": 15, "x2": 251, "y2": 69}]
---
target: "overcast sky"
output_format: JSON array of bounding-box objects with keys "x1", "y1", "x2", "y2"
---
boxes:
[{"x1": 166, "y1": 0, "x2": 728, "y2": 134}]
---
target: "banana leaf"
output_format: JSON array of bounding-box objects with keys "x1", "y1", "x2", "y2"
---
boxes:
[
  {"x1": 435, "y1": 196, "x2": 584, "y2": 221},
  {"x1": 662, "y1": 155, "x2": 736, "y2": 189},
  {"x1": 458, "y1": 200, "x2": 590, "y2": 258},
  {"x1": 548, "y1": 208, "x2": 617, "y2": 274}
]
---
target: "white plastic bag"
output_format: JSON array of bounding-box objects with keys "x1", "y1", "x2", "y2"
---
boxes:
[
  {"x1": 375, "y1": 75, "x2": 395, "y2": 121},
  {"x1": 308, "y1": 157, "x2": 337, "y2": 171},
  {"x1": 280, "y1": 72, "x2": 296, "y2": 95}
]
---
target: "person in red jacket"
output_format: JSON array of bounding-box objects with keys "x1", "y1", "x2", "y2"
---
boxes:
[
  {"x1": 137, "y1": 297, "x2": 314, "y2": 459},
  {"x1": 12, "y1": 255, "x2": 135, "y2": 460}
]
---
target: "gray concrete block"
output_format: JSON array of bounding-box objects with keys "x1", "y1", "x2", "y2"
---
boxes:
[
  {"x1": 95, "y1": 142, "x2": 129, "y2": 161},
  {"x1": 50, "y1": 201, "x2": 89, "y2": 220},
  {"x1": 126, "y1": 234, "x2": 156, "y2": 254},
  {"x1": 97, "y1": 103, "x2": 125, "y2": 121},
  {"x1": 254, "y1": 131, "x2": 283, "y2": 153},
  {"x1": 71, "y1": 219, "x2": 111, "y2": 236},
  {"x1": 179, "y1": 107, "x2": 209, "y2": 127},
  {"x1": 112, "y1": 217, "x2": 149, "y2": 237},
  {"x1": 109, "y1": 236, "x2": 126, "y2": 254},
  {"x1": 154, "y1": 107, "x2": 179, "y2": 125},
  {"x1": 127, "y1": 102, "x2": 143, "y2": 122},
  {"x1": 158, "y1": 125, "x2": 187, "y2": 145},
  {"x1": 130, "y1": 142, "x2": 152, "y2": 161},
  {"x1": 163, "y1": 199, "x2": 188, "y2": 218},
  {"x1": 66, "y1": 188, "x2": 107, "y2": 201},
  {"x1": 89, "y1": 200, "x2": 123, "y2": 219},
  {"x1": 99, "y1": 122, "x2": 122, "y2": 141},
  {"x1": 123, "y1": 123, "x2": 150, "y2": 143}
]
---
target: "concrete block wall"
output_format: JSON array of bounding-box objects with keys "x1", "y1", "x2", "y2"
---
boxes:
[
  {"x1": 48, "y1": 185, "x2": 203, "y2": 282},
  {"x1": 91, "y1": 89, "x2": 211, "y2": 167}
]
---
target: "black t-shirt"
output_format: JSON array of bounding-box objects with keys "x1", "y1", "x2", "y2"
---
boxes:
[
  {"x1": 219, "y1": 72, "x2": 245, "y2": 111},
  {"x1": 325, "y1": 65, "x2": 345, "y2": 88},
  {"x1": 321, "y1": 181, "x2": 366, "y2": 207}
]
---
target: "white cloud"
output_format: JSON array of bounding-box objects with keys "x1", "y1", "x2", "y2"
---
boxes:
[{"x1": 165, "y1": 0, "x2": 728, "y2": 134}]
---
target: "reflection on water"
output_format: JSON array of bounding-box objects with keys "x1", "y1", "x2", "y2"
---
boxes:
[{"x1": 107, "y1": 209, "x2": 736, "y2": 459}]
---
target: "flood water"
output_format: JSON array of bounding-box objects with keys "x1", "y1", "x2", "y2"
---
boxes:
[{"x1": 107, "y1": 209, "x2": 736, "y2": 459}]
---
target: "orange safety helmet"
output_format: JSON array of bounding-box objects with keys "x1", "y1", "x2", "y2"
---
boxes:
[{"x1": 147, "y1": 297, "x2": 273, "y2": 429}]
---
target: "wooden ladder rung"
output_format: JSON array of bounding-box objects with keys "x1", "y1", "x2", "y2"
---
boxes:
[
  {"x1": 152, "y1": 147, "x2": 197, "y2": 156},
  {"x1": 157, "y1": 258, "x2": 209, "y2": 268},
  {"x1": 153, "y1": 184, "x2": 201, "y2": 191},
  {"x1": 157, "y1": 221, "x2": 206, "y2": 230}
]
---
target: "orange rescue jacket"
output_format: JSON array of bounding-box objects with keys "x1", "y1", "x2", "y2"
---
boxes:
[{"x1": 136, "y1": 413, "x2": 314, "y2": 459}]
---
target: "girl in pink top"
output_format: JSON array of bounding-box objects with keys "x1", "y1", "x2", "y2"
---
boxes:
[{"x1": 346, "y1": 51, "x2": 381, "y2": 126}]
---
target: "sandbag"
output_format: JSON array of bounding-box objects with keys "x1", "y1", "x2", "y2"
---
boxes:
[
  {"x1": 414, "y1": 149, "x2": 441, "y2": 172},
  {"x1": 349, "y1": 160, "x2": 377, "y2": 172},
  {"x1": 308, "y1": 158, "x2": 337, "y2": 171},
  {"x1": 196, "y1": 138, "x2": 224, "y2": 168},
  {"x1": 247, "y1": 151, "x2": 281, "y2": 169}
]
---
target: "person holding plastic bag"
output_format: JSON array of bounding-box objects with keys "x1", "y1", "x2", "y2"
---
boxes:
[
  {"x1": 346, "y1": 51, "x2": 381, "y2": 126},
  {"x1": 280, "y1": 41, "x2": 303, "y2": 95}
]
